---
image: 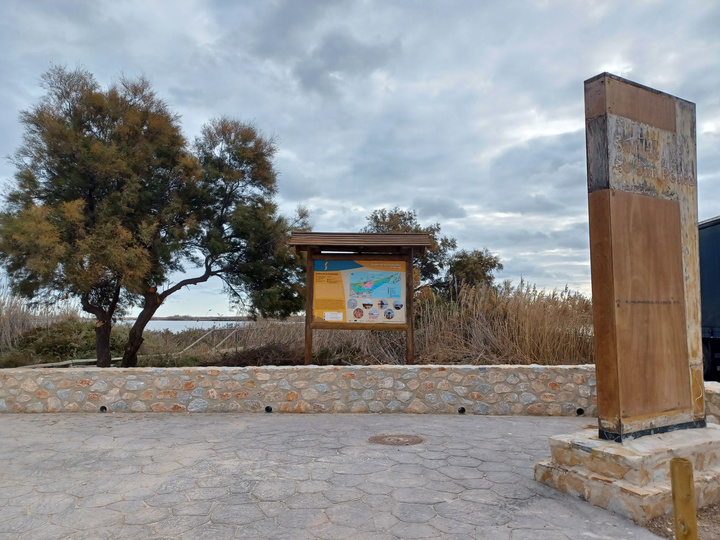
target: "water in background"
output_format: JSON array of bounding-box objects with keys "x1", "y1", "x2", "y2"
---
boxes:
[{"x1": 121, "y1": 319, "x2": 249, "y2": 333}]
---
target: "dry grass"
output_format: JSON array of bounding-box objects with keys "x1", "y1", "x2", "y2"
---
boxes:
[
  {"x1": 0, "y1": 284, "x2": 81, "y2": 351},
  {"x1": 209, "y1": 322, "x2": 408, "y2": 366},
  {"x1": 217, "y1": 280, "x2": 594, "y2": 366},
  {"x1": 134, "y1": 326, "x2": 242, "y2": 368},
  {"x1": 417, "y1": 280, "x2": 594, "y2": 365},
  {"x1": 0, "y1": 280, "x2": 595, "y2": 368}
]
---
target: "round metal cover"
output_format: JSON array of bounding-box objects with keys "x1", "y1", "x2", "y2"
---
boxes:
[{"x1": 368, "y1": 434, "x2": 426, "y2": 446}]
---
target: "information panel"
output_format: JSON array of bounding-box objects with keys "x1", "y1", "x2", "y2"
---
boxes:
[{"x1": 312, "y1": 259, "x2": 407, "y2": 324}]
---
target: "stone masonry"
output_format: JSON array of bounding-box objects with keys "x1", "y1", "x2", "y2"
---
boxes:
[
  {"x1": 0, "y1": 364, "x2": 718, "y2": 419},
  {"x1": 707, "y1": 381, "x2": 720, "y2": 424},
  {"x1": 1, "y1": 364, "x2": 596, "y2": 415},
  {"x1": 535, "y1": 423, "x2": 720, "y2": 524}
]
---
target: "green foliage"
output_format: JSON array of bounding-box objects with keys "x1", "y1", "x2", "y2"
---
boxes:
[
  {"x1": 17, "y1": 321, "x2": 97, "y2": 359},
  {"x1": 362, "y1": 207, "x2": 457, "y2": 285},
  {"x1": 361, "y1": 207, "x2": 502, "y2": 293},
  {"x1": 135, "y1": 352, "x2": 205, "y2": 369},
  {"x1": 0, "y1": 350, "x2": 36, "y2": 369},
  {"x1": 1, "y1": 66, "x2": 197, "y2": 305},
  {"x1": 446, "y1": 249, "x2": 503, "y2": 292},
  {"x1": 0, "y1": 67, "x2": 307, "y2": 367},
  {"x1": 189, "y1": 120, "x2": 308, "y2": 318},
  {"x1": 0, "y1": 320, "x2": 131, "y2": 367}
]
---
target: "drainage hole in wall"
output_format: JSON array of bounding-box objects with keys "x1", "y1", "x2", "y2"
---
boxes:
[
  {"x1": 265, "y1": 406, "x2": 273, "y2": 413},
  {"x1": 99, "y1": 406, "x2": 107, "y2": 413},
  {"x1": 458, "y1": 407, "x2": 466, "y2": 414},
  {"x1": 576, "y1": 408, "x2": 585, "y2": 416}
]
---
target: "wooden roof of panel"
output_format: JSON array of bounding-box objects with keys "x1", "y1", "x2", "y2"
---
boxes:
[{"x1": 289, "y1": 232, "x2": 432, "y2": 253}]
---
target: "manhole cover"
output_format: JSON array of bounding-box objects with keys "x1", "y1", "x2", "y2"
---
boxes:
[{"x1": 368, "y1": 434, "x2": 426, "y2": 446}]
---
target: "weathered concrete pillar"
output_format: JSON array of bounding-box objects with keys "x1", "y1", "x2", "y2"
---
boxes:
[
  {"x1": 585, "y1": 73, "x2": 705, "y2": 441},
  {"x1": 536, "y1": 74, "x2": 720, "y2": 525}
]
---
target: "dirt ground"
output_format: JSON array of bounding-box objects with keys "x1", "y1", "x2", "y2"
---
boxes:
[{"x1": 643, "y1": 501, "x2": 720, "y2": 539}]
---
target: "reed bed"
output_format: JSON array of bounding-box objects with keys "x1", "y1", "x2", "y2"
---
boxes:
[
  {"x1": 203, "y1": 322, "x2": 407, "y2": 366},
  {"x1": 1, "y1": 281, "x2": 594, "y2": 367},
  {"x1": 218, "y1": 280, "x2": 594, "y2": 366},
  {"x1": 416, "y1": 280, "x2": 594, "y2": 365},
  {"x1": 0, "y1": 284, "x2": 81, "y2": 351}
]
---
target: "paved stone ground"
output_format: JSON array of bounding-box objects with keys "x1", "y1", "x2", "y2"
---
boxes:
[{"x1": 0, "y1": 413, "x2": 660, "y2": 539}]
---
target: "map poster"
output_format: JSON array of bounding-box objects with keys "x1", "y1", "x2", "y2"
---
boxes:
[{"x1": 312, "y1": 259, "x2": 407, "y2": 324}]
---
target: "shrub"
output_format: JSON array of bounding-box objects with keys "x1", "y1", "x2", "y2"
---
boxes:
[
  {"x1": 17, "y1": 321, "x2": 96, "y2": 360},
  {"x1": 0, "y1": 281, "x2": 594, "y2": 368},
  {"x1": 0, "y1": 283, "x2": 80, "y2": 351},
  {"x1": 0, "y1": 320, "x2": 132, "y2": 367}
]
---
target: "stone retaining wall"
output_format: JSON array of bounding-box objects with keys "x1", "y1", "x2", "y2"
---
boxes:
[
  {"x1": 1, "y1": 364, "x2": 596, "y2": 415},
  {"x1": 707, "y1": 382, "x2": 720, "y2": 424},
  {"x1": 0, "y1": 364, "x2": 718, "y2": 420}
]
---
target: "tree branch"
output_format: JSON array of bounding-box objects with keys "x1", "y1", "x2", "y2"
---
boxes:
[
  {"x1": 80, "y1": 292, "x2": 105, "y2": 320},
  {"x1": 107, "y1": 282, "x2": 122, "y2": 319},
  {"x1": 158, "y1": 261, "x2": 219, "y2": 302}
]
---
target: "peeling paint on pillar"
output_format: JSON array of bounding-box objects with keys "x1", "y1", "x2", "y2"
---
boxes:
[{"x1": 585, "y1": 73, "x2": 704, "y2": 439}]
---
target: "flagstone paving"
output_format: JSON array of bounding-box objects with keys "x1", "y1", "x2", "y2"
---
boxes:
[{"x1": 0, "y1": 413, "x2": 660, "y2": 539}]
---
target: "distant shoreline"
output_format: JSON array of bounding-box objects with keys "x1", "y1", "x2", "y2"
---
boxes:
[
  {"x1": 118, "y1": 316, "x2": 303, "y2": 322},
  {"x1": 119, "y1": 316, "x2": 249, "y2": 321}
]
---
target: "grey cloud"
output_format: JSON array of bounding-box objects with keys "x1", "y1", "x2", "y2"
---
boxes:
[
  {"x1": 275, "y1": 173, "x2": 321, "y2": 202},
  {"x1": 293, "y1": 31, "x2": 400, "y2": 97},
  {"x1": 300, "y1": 203, "x2": 366, "y2": 232},
  {"x1": 247, "y1": 0, "x2": 342, "y2": 60},
  {"x1": 699, "y1": 132, "x2": 720, "y2": 180},
  {"x1": 333, "y1": 91, "x2": 494, "y2": 206},
  {"x1": 696, "y1": 129, "x2": 719, "y2": 220},
  {"x1": 414, "y1": 197, "x2": 467, "y2": 219},
  {"x1": 452, "y1": 218, "x2": 590, "y2": 265},
  {"x1": 552, "y1": 223, "x2": 591, "y2": 251},
  {"x1": 695, "y1": 3, "x2": 720, "y2": 42},
  {"x1": 490, "y1": 132, "x2": 585, "y2": 179},
  {"x1": 484, "y1": 131, "x2": 587, "y2": 215},
  {"x1": 2, "y1": 0, "x2": 720, "y2": 312},
  {"x1": 498, "y1": 253, "x2": 591, "y2": 291},
  {"x1": 525, "y1": 194, "x2": 565, "y2": 213},
  {"x1": 498, "y1": 226, "x2": 589, "y2": 253}
]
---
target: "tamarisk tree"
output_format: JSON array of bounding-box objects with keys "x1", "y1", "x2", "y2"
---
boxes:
[
  {"x1": 362, "y1": 207, "x2": 502, "y2": 295},
  {"x1": 0, "y1": 67, "x2": 305, "y2": 367},
  {"x1": 362, "y1": 207, "x2": 457, "y2": 287}
]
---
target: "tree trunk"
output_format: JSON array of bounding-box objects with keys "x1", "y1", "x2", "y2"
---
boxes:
[
  {"x1": 122, "y1": 328, "x2": 143, "y2": 368},
  {"x1": 121, "y1": 270, "x2": 216, "y2": 367},
  {"x1": 81, "y1": 285, "x2": 122, "y2": 368},
  {"x1": 95, "y1": 320, "x2": 113, "y2": 368},
  {"x1": 122, "y1": 291, "x2": 162, "y2": 368}
]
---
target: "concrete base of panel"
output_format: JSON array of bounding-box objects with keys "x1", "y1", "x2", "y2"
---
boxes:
[{"x1": 534, "y1": 423, "x2": 720, "y2": 524}]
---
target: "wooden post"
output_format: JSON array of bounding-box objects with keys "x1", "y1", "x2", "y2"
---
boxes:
[
  {"x1": 304, "y1": 248, "x2": 315, "y2": 365},
  {"x1": 670, "y1": 457, "x2": 698, "y2": 540},
  {"x1": 288, "y1": 233, "x2": 432, "y2": 367},
  {"x1": 406, "y1": 248, "x2": 415, "y2": 365}
]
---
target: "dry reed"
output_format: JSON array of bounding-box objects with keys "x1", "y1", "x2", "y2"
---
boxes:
[
  {"x1": 417, "y1": 280, "x2": 594, "y2": 365},
  {"x1": 0, "y1": 283, "x2": 81, "y2": 351},
  {"x1": 1, "y1": 280, "x2": 594, "y2": 367},
  {"x1": 220, "y1": 280, "x2": 594, "y2": 366}
]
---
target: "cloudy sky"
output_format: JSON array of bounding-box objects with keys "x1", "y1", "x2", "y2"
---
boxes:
[{"x1": 1, "y1": 0, "x2": 719, "y2": 317}]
